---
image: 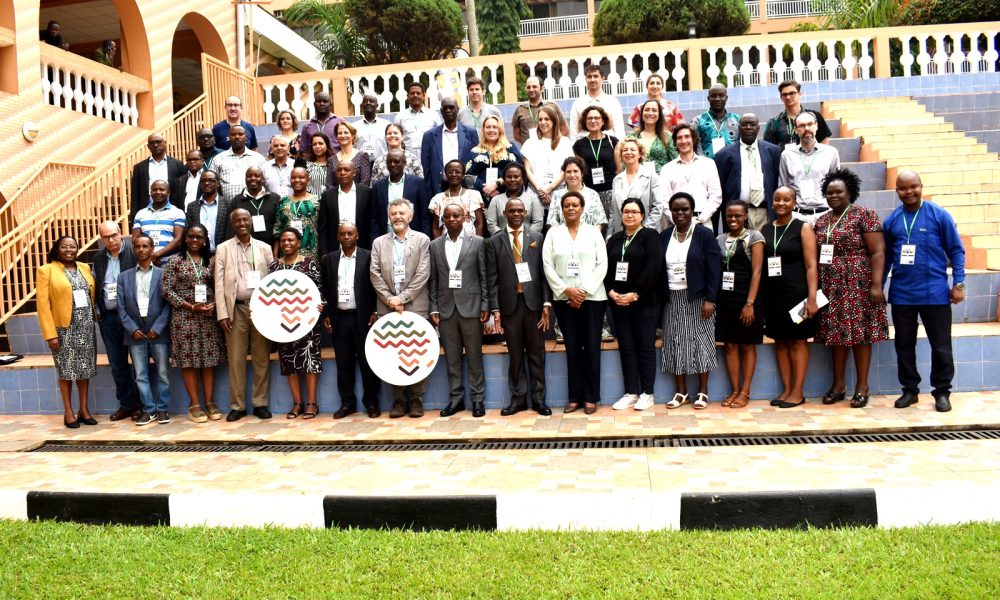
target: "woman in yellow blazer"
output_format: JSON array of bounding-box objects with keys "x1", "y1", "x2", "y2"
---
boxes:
[{"x1": 36, "y1": 235, "x2": 97, "y2": 428}]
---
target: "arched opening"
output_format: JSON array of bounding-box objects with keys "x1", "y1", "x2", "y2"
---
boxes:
[
  {"x1": 0, "y1": 0, "x2": 15, "y2": 94},
  {"x1": 171, "y1": 12, "x2": 229, "y2": 113}
]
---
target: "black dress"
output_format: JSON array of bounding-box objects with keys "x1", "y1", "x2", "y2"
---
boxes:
[
  {"x1": 760, "y1": 219, "x2": 817, "y2": 341},
  {"x1": 715, "y1": 231, "x2": 764, "y2": 345}
]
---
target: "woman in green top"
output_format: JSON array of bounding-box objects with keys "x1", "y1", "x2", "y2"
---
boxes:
[
  {"x1": 273, "y1": 164, "x2": 321, "y2": 258},
  {"x1": 627, "y1": 99, "x2": 677, "y2": 173}
]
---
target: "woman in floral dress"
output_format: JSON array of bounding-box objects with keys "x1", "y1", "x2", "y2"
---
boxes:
[{"x1": 273, "y1": 164, "x2": 321, "y2": 259}]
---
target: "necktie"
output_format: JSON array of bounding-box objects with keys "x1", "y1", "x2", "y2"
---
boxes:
[
  {"x1": 512, "y1": 229, "x2": 524, "y2": 293},
  {"x1": 747, "y1": 145, "x2": 764, "y2": 207}
]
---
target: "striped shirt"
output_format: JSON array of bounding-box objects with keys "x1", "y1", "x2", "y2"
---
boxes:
[{"x1": 133, "y1": 204, "x2": 185, "y2": 252}]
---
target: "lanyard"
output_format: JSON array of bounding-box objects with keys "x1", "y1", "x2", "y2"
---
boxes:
[
  {"x1": 187, "y1": 252, "x2": 203, "y2": 281},
  {"x1": 621, "y1": 230, "x2": 638, "y2": 260},
  {"x1": 340, "y1": 254, "x2": 354, "y2": 282},
  {"x1": 772, "y1": 222, "x2": 790, "y2": 256},
  {"x1": 250, "y1": 198, "x2": 264, "y2": 214},
  {"x1": 902, "y1": 202, "x2": 922, "y2": 243},
  {"x1": 137, "y1": 268, "x2": 152, "y2": 297},
  {"x1": 527, "y1": 104, "x2": 539, "y2": 125},
  {"x1": 710, "y1": 114, "x2": 728, "y2": 138},
  {"x1": 825, "y1": 207, "x2": 851, "y2": 242},
  {"x1": 679, "y1": 157, "x2": 695, "y2": 183},
  {"x1": 108, "y1": 254, "x2": 120, "y2": 280},
  {"x1": 240, "y1": 242, "x2": 255, "y2": 269},
  {"x1": 279, "y1": 255, "x2": 302, "y2": 270},
  {"x1": 724, "y1": 229, "x2": 743, "y2": 269},
  {"x1": 797, "y1": 149, "x2": 817, "y2": 175},
  {"x1": 589, "y1": 136, "x2": 604, "y2": 163}
]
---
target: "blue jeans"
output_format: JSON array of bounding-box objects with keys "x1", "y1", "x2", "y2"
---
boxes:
[
  {"x1": 129, "y1": 342, "x2": 171, "y2": 413},
  {"x1": 98, "y1": 313, "x2": 140, "y2": 411}
]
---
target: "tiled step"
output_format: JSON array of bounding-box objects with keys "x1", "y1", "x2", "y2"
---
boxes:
[
  {"x1": 967, "y1": 130, "x2": 1000, "y2": 154},
  {"x1": 873, "y1": 143, "x2": 990, "y2": 160},
  {"x1": 929, "y1": 110, "x2": 1000, "y2": 134},
  {"x1": 916, "y1": 92, "x2": 1000, "y2": 113},
  {"x1": 841, "y1": 161, "x2": 887, "y2": 191},
  {"x1": 829, "y1": 137, "x2": 860, "y2": 162}
]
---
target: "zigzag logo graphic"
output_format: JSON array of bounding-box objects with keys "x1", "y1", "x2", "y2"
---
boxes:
[
  {"x1": 373, "y1": 329, "x2": 427, "y2": 340},
  {"x1": 373, "y1": 338, "x2": 431, "y2": 349},
  {"x1": 259, "y1": 286, "x2": 310, "y2": 297},
  {"x1": 263, "y1": 278, "x2": 299, "y2": 288},
  {"x1": 281, "y1": 322, "x2": 301, "y2": 333},
  {"x1": 397, "y1": 348, "x2": 428, "y2": 357},
  {"x1": 380, "y1": 320, "x2": 414, "y2": 330},
  {"x1": 399, "y1": 357, "x2": 420, "y2": 367},
  {"x1": 398, "y1": 365, "x2": 419, "y2": 376},
  {"x1": 258, "y1": 296, "x2": 313, "y2": 306}
]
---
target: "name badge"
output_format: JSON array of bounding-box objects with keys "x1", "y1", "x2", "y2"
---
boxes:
[
  {"x1": 393, "y1": 264, "x2": 406, "y2": 283},
  {"x1": 900, "y1": 244, "x2": 916, "y2": 265},
  {"x1": 252, "y1": 215, "x2": 266, "y2": 232},
  {"x1": 338, "y1": 287, "x2": 351, "y2": 303},
  {"x1": 591, "y1": 167, "x2": 605, "y2": 185},
  {"x1": 486, "y1": 168, "x2": 499, "y2": 185},
  {"x1": 566, "y1": 258, "x2": 581, "y2": 278},
  {"x1": 73, "y1": 288, "x2": 90, "y2": 308},
  {"x1": 615, "y1": 261, "x2": 629, "y2": 281},
  {"x1": 819, "y1": 244, "x2": 834, "y2": 264},
  {"x1": 515, "y1": 262, "x2": 532, "y2": 283},
  {"x1": 712, "y1": 137, "x2": 726, "y2": 154},
  {"x1": 289, "y1": 219, "x2": 304, "y2": 233},
  {"x1": 194, "y1": 284, "x2": 208, "y2": 303},
  {"x1": 246, "y1": 270, "x2": 260, "y2": 288},
  {"x1": 767, "y1": 256, "x2": 782, "y2": 277},
  {"x1": 138, "y1": 297, "x2": 149, "y2": 317},
  {"x1": 670, "y1": 264, "x2": 687, "y2": 283},
  {"x1": 149, "y1": 230, "x2": 161, "y2": 244},
  {"x1": 722, "y1": 271, "x2": 735, "y2": 291},
  {"x1": 449, "y1": 269, "x2": 462, "y2": 289},
  {"x1": 106, "y1": 282, "x2": 118, "y2": 301},
  {"x1": 799, "y1": 179, "x2": 817, "y2": 201}
]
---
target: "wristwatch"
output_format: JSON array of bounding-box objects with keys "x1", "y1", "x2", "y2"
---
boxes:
[{"x1": 955, "y1": 282, "x2": 965, "y2": 290}]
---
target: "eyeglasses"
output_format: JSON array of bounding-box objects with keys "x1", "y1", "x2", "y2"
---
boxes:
[
  {"x1": 586, "y1": 116, "x2": 603, "y2": 121},
  {"x1": 621, "y1": 209, "x2": 643, "y2": 215},
  {"x1": 225, "y1": 103, "x2": 242, "y2": 107},
  {"x1": 780, "y1": 91, "x2": 799, "y2": 98}
]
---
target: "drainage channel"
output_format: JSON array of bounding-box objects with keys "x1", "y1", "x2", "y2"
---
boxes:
[{"x1": 29, "y1": 428, "x2": 1000, "y2": 453}]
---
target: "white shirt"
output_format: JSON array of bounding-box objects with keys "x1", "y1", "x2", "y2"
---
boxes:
[
  {"x1": 520, "y1": 137, "x2": 574, "y2": 190},
  {"x1": 147, "y1": 157, "x2": 169, "y2": 193},
  {"x1": 429, "y1": 190, "x2": 483, "y2": 237},
  {"x1": 184, "y1": 171, "x2": 202, "y2": 208},
  {"x1": 665, "y1": 230, "x2": 693, "y2": 291},
  {"x1": 740, "y1": 141, "x2": 764, "y2": 204},
  {"x1": 444, "y1": 232, "x2": 464, "y2": 271},
  {"x1": 569, "y1": 92, "x2": 626, "y2": 140},
  {"x1": 263, "y1": 159, "x2": 292, "y2": 197},
  {"x1": 442, "y1": 126, "x2": 459, "y2": 165},
  {"x1": 394, "y1": 106, "x2": 442, "y2": 156},
  {"x1": 354, "y1": 116, "x2": 390, "y2": 160},
  {"x1": 541, "y1": 223, "x2": 609, "y2": 301},
  {"x1": 659, "y1": 155, "x2": 723, "y2": 225},
  {"x1": 337, "y1": 252, "x2": 357, "y2": 310},
  {"x1": 338, "y1": 184, "x2": 357, "y2": 226}
]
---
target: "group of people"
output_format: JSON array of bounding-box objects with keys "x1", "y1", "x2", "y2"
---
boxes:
[{"x1": 35, "y1": 73, "x2": 967, "y2": 427}]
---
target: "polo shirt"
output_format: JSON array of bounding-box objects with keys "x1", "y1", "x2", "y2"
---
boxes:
[{"x1": 133, "y1": 204, "x2": 186, "y2": 253}]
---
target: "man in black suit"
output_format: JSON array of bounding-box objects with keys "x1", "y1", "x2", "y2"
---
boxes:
[
  {"x1": 183, "y1": 171, "x2": 231, "y2": 250},
  {"x1": 93, "y1": 220, "x2": 140, "y2": 421},
  {"x1": 486, "y1": 198, "x2": 552, "y2": 416},
  {"x1": 172, "y1": 149, "x2": 204, "y2": 210},
  {"x1": 322, "y1": 222, "x2": 382, "y2": 418},
  {"x1": 420, "y1": 97, "x2": 479, "y2": 199},
  {"x1": 430, "y1": 204, "x2": 489, "y2": 417},
  {"x1": 319, "y1": 161, "x2": 374, "y2": 255},
  {"x1": 370, "y1": 148, "x2": 429, "y2": 240},
  {"x1": 130, "y1": 133, "x2": 186, "y2": 220},
  {"x1": 714, "y1": 113, "x2": 782, "y2": 230},
  {"x1": 228, "y1": 167, "x2": 280, "y2": 248}
]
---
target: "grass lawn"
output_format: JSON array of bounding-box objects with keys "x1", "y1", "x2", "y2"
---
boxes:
[{"x1": 1, "y1": 521, "x2": 997, "y2": 598}]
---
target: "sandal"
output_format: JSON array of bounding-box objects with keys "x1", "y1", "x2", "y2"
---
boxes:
[
  {"x1": 822, "y1": 388, "x2": 846, "y2": 405},
  {"x1": 287, "y1": 402, "x2": 303, "y2": 419},
  {"x1": 729, "y1": 392, "x2": 750, "y2": 409},
  {"x1": 665, "y1": 393, "x2": 689, "y2": 409},
  {"x1": 301, "y1": 402, "x2": 319, "y2": 420},
  {"x1": 850, "y1": 394, "x2": 869, "y2": 408},
  {"x1": 721, "y1": 392, "x2": 738, "y2": 408},
  {"x1": 693, "y1": 393, "x2": 709, "y2": 410}
]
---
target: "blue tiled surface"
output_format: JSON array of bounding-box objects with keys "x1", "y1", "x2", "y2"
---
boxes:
[{"x1": 2, "y1": 332, "x2": 997, "y2": 414}]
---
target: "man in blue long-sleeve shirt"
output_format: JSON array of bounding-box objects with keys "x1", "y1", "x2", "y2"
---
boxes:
[{"x1": 883, "y1": 171, "x2": 965, "y2": 413}]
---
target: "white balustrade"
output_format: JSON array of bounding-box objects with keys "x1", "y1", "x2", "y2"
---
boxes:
[
  {"x1": 703, "y1": 35, "x2": 874, "y2": 88},
  {"x1": 39, "y1": 46, "x2": 146, "y2": 125},
  {"x1": 745, "y1": 1, "x2": 761, "y2": 20},
  {"x1": 520, "y1": 50, "x2": 688, "y2": 102},
  {"x1": 893, "y1": 31, "x2": 1000, "y2": 76},
  {"x1": 519, "y1": 15, "x2": 590, "y2": 38}
]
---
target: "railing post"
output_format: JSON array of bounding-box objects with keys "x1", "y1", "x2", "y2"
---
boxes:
[
  {"x1": 502, "y1": 57, "x2": 519, "y2": 104},
  {"x1": 331, "y1": 71, "x2": 350, "y2": 116},
  {"x1": 686, "y1": 43, "x2": 704, "y2": 91},
  {"x1": 873, "y1": 31, "x2": 893, "y2": 79}
]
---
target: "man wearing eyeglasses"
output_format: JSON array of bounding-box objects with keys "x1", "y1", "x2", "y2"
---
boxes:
[
  {"x1": 129, "y1": 133, "x2": 186, "y2": 221},
  {"x1": 212, "y1": 96, "x2": 259, "y2": 152},
  {"x1": 763, "y1": 80, "x2": 832, "y2": 150}
]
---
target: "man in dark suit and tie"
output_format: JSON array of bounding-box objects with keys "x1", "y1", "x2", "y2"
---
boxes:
[
  {"x1": 130, "y1": 133, "x2": 186, "y2": 220},
  {"x1": 371, "y1": 148, "x2": 430, "y2": 239},
  {"x1": 420, "y1": 97, "x2": 478, "y2": 200},
  {"x1": 429, "y1": 203, "x2": 489, "y2": 417},
  {"x1": 486, "y1": 198, "x2": 552, "y2": 416},
  {"x1": 116, "y1": 234, "x2": 172, "y2": 426},
  {"x1": 322, "y1": 222, "x2": 382, "y2": 418},
  {"x1": 713, "y1": 113, "x2": 782, "y2": 230},
  {"x1": 183, "y1": 171, "x2": 231, "y2": 251},
  {"x1": 319, "y1": 161, "x2": 374, "y2": 255}
]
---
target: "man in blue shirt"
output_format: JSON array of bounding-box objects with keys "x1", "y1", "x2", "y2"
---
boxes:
[{"x1": 883, "y1": 171, "x2": 965, "y2": 413}]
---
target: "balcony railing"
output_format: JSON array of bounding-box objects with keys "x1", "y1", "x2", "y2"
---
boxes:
[
  {"x1": 745, "y1": 1, "x2": 761, "y2": 19},
  {"x1": 766, "y1": 0, "x2": 834, "y2": 18},
  {"x1": 519, "y1": 15, "x2": 590, "y2": 38},
  {"x1": 39, "y1": 45, "x2": 150, "y2": 126}
]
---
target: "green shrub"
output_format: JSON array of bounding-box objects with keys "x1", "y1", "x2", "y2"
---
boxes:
[{"x1": 592, "y1": 0, "x2": 750, "y2": 46}]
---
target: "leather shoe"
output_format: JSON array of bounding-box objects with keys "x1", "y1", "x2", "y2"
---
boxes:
[
  {"x1": 563, "y1": 403, "x2": 580, "y2": 413},
  {"x1": 226, "y1": 409, "x2": 247, "y2": 422},
  {"x1": 333, "y1": 406, "x2": 356, "y2": 419},
  {"x1": 109, "y1": 408, "x2": 134, "y2": 422},
  {"x1": 253, "y1": 407, "x2": 272, "y2": 420},
  {"x1": 933, "y1": 392, "x2": 952, "y2": 413},
  {"x1": 472, "y1": 402, "x2": 485, "y2": 418},
  {"x1": 389, "y1": 400, "x2": 407, "y2": 418},
  {"x1": 583, "y1": 402, "x2": 598, "y2": 415},
  {"x1": 500, "y1": 402, "x2": 527, "y2": 416},
  {"x1": 532, "y1": 402, "x2": 552, "y2": 416},
  {"x1": 440, "y1": 402, "x2": 466, "y2": 417},
  {"x1": 130, "y1": 408, "x2": 143, "y2": 422},
  {"x1": 409, "y1": 398, "x2": 424, "y2": 418},
  {"x1": 366, "y1": 406, "x2": 381, "y2": 418},
  {"x1": 894, "y1": 391, "x2": 919, "y2": 409}
]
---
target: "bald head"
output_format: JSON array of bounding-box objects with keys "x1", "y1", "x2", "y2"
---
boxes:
[{"x1": 895, "y1": 170, "x2": 923, "y2": 209}]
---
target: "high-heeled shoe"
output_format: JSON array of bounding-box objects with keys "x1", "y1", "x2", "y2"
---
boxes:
[
  {"x1": 78, "y1": 413, "x2": 98, "y2": 426},
  {"x1": 822, "y1": 388, "x2": 846, "y2": 405}
]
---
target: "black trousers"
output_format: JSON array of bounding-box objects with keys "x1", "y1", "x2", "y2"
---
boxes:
[
  {"x1": 553, "y1": 299, "x2": 606, "y2": 405},
  {"x1": 501, "y1": 294, "x2": 546, "y2": 406},
  {"x1": 610, "y1": 302, "x2": 658, "y2": 395},
  {"x1": 333, "y1": 310, "x2": 381, "y2": 410},
  {"x1": 891, "y1": 304, "x2": 954, "y2": 395}
]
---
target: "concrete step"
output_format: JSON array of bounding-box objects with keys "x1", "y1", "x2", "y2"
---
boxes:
[
  {"x1": 873, "y1": 143, "x2": 991, "y2": 160},
  {"x1": 917, "y1": 92, "x2": 1000, "y2": 113},
  {"x1": 957, "y1": 221, "x2": 1000, "y2": 234},
  {"x1": 841, "y1": 161, "x2": 888, "y2": 191},
  {"x1": 857, "y1": 190, "x2": 899, "y2": 212},
  {"x1": 883, "y1": 156, "x2": 998, "y2": 169},
  {"x1": 847, "y1": 123, "x2": 956, "y2": 136},
  {"x1": 967, "y1": 130, "x2": 1000, "y2": 154},
  {"x1": 933, "y1": 110, "x2": 1000, "y2": 134},
  {"x1": 918, "y1": 170, "x2": 1000, "y2": 186},
  {"x1": 923, "y1": 182, "x2": 1000, "y2": 195},
  {"x1": 829, "y1": 137, "x2": 860, "y2": 162}
]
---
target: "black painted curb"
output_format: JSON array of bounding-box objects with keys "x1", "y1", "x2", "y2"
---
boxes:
[
  {"x1": 324, "y1": 495, "x2": 498, "y2": 531},
  {"x1": 27, "y1": 491, "x2": 170, "y2": 526},
  {"x1": 680, "y1": 488, "x2": 878, "y2": 530}
]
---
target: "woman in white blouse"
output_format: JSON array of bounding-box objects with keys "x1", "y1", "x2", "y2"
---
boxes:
[
  {"x1": 521, "y1": 104, "x2": 574, "y2": 208},
  {"x1": 543, "y1": 190, "x2": 609, "y2": 414},
  {"x1": 659, "y1": 123, "x2": 722, "y2": 232},
  {"x1": 610, "y1": 138, "x2": 666, "y2": 237}
]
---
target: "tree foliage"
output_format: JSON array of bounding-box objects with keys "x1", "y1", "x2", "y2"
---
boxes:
[
  {"x1": 345, "y1": 0, "x2": 465, "y2": 65},
  {"x1": 898, "y1": 0, "x2": 1000, "y2": 25},
  {"x1": 592, "y1": 0, "x2": 750, "y2": 46},
  {"x1": 281, "y1": 0, "x2": 368, "y2": 69},
  {"x1": 477, "y1": 0, "x2": 531, "y2": 56},
  {"x1": 817, "y1": 0, "x2": 905, "y2": 29}
]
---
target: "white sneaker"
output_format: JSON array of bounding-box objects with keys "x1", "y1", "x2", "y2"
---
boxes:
[
  {"x1": 634, "y1": 393, "x2": 655, "y2": 411},
  {"x1": 612, "y1": 394, "x2": 638, "y2": 410}
]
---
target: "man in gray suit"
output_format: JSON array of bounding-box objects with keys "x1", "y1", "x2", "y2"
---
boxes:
[
  {"x1": 486, "y1": 198, "x2": 552, "y2": 416},
  {"x1": 430, "y1": 204, "x2": 489, "y2": 417},
  {"x1": 370, "y1": 198, "x2": 432, "y2": 418}
]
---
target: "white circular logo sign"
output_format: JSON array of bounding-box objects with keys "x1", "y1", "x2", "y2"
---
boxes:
[
  {"x1": 249, "y1": 270, "x2": 322, "y2": 343},
  {"x1": 365, "y1": 311, "x2": 440, "y2": 386}
]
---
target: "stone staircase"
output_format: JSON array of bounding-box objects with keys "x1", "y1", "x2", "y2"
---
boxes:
[{"x1": 823, "y1": 97, "x2": 1000, "y2": 270}]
